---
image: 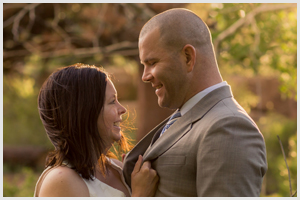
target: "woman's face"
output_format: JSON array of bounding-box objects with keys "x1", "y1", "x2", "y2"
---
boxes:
[{"x1": 97, "y1": 79, "x2": 127, "y2": 146}]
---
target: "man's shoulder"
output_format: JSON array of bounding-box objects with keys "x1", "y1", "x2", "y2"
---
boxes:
[
  {"x1": 192, "y1": 96, "x2": 256, "y2": 130},
  {"x1": 207, "y1": 97, "x2": 249, "y2": 118}
]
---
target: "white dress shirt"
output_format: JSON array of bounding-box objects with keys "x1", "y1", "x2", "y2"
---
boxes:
[{"x1": 179, "y1": 81, "x2": 228, "y2": 116}]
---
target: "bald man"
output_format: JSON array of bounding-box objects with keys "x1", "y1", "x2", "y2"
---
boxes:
[{"x1": 123, "y1": 8, "x2": 267, "y2": 197}]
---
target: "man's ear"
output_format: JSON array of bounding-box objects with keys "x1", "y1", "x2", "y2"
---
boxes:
[{"x1": 183, "y1": 44, "x2": 196, "y2": 72}]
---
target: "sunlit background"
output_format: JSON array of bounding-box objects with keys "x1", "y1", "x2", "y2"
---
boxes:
[{"x1": 3, "y1": 3, "x2": 297, "y2": 197}]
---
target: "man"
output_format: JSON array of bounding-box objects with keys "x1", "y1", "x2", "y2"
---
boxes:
[{"x1": 123, "y1": 8, "x2": 267, "y2": 197}]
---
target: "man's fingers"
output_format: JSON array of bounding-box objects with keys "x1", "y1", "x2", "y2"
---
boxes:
[{"x1": 132, "y1": 155, "x2": 143, "y2": 174}]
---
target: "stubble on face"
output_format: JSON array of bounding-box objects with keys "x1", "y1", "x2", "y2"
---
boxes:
[
  {"x1": 157, "y1": 54, "x2": 190, "y2": 109},
  {"x1": 139, "y1": 28, "x2": 190, "y2": 110}
]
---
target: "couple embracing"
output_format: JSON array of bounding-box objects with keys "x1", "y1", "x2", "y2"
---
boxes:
[{"x1": 34, "y1": 8, "x2": 267, "y2": 197}]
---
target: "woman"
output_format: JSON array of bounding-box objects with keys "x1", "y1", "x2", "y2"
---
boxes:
[{"x1": 34, "y1": 63, "x2": 158, "y2": 197}]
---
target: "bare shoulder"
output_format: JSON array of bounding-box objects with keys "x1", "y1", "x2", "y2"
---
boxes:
[
  {"x1": 111, "y1": 158, "x2": 123, "y2": 168},
  {"x1": 39, "y1": 166, "x2": 89, "y2": 197}
]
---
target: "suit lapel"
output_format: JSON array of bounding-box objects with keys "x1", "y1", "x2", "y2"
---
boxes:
[
  {"x1": 122, "y1": 117, "x2": 169, "y2": 187},
  {"x1": 143, "y1": 85, "x2": 233, "y2": 161},
  {"x1": 143, "y1": 114, "x2": 192, "y2": 160},
  {"x1": 123, "y1": 85, "x2": 233, "y2": 187}
]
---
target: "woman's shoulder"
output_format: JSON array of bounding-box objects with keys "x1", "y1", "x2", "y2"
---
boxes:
[
  {"x1": 109, "y1": 158, "x2": 123, "y2": 168},
  {"x1": 39, "y1": 165, "x2": 89, "y2": 197}
]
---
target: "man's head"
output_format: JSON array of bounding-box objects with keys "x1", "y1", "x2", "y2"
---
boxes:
[
  {"x1": 139, "y1": 8, "x2": 222, "y2": 109},
  {"x1": 140, "y1": 8, "x2": 212, "y2": 53}
]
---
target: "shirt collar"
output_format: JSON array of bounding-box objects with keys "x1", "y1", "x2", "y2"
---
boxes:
[{"x1": 179, "y1": 81, "x2": 228, "y2": 116}]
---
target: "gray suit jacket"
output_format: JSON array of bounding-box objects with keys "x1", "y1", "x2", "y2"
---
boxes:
[{"x1": 123, "y1": 85, "x2": 267, "y2": 196}]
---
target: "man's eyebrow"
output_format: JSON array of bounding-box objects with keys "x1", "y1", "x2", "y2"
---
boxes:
[{"x1": 141, "y1": 58, "x2": 156, "y2": 65}]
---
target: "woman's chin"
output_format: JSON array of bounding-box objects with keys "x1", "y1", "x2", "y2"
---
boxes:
[{"x1": 113, "y1": 132, "x2": 122, "y2": 142}]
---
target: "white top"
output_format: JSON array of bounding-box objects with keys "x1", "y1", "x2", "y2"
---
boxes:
[
  {"x1": 34, "y1": 158, "x2": 130, "y2": 197},
  {"x1": 180, "y1": 81, "x2": 228, "y2": 116},
  {"x1": 82, "y1": 158, "x2": 130, "y2": 197}
]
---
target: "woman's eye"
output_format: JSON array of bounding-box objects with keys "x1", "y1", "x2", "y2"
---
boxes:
[{"x1": 110, "y1": 99, "x2": 116, "y2": 104}]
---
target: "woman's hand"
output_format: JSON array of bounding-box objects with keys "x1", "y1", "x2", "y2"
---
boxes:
[{"x1": 131, "y1": 155, "x2": 159, "y2": 197}]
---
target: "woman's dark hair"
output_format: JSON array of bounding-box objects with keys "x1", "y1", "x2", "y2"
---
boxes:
[{"x1": 38, "y1": 63, "x2": 132, "y2": 180}]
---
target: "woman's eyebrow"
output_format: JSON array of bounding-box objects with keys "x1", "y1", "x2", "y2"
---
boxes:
[{"x1": 110, "y1": 93, "x2": 117, "y2": 99}]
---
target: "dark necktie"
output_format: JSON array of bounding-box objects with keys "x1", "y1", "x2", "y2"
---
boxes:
[{"x1": 160, "y1": 111, "x2": 181, "y2": 136}]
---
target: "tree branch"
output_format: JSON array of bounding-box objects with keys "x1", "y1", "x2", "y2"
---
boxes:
[
  {"x1": 120, "y1": 3, "x2": 136, "y2": 21},
  {"x1": 48, "y1": 4, "x2": 72, "y2": 47},
  {"x1": 22, "y1": 41, "x2": 40, "y2": 54},
  {"x1": 213, "y1": 3, "x2": 296, "y2": 54},
  {"x1": 92, "y1": 3, "x2": 109, "y2": 48},
  {"x1": 248, "y1": 17, "x2": 260, "y2": 72},
  {"x1": 277, "y1": 135, "x2": 294, "y2": 197},
  {"x1": 3, "y1": 3, "x2": 28, "y2": 11},
  {"x1": 3, "y1": 41, "x2": 138, "y2": 59},
  {"x1": 26, "y1": 5, "x2": 36, "y2": 33},
  {"x1": 127, "y1": 3, "x2": 156, "y2": 20},
  {"x1": 12, "y1": 3, "x2": 40, "y2": 41},
  {"x1": 292, "y1": 191, "x2": 297, "y2": 197}
]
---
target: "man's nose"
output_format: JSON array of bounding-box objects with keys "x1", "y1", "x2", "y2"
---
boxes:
[{"x1": 142, "y1": 66, "x2": 152, "y2": 83}]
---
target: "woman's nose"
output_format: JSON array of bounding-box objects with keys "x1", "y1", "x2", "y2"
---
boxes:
[{"x1": 119, "y1": 103, "x2": 127, "y2": 115}]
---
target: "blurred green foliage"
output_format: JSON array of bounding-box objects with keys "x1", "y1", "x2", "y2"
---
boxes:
[
  {"x1": 3, "y1": 75, "x2": 51, "y2": 147},
  {"x1": 3, "y1": 164, "x2": 40, "y2": 197},
  {"x1": 257, "y1": 112, "x2": 297, "y2": 196},
  {"x1": 210, "y1": 3, "x2": 297, "y2": 100},
  {"x1": 3, "y1": 3, "x2": 297, "y2": 197}
]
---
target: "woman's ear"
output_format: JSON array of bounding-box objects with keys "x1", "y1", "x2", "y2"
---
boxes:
[{"x1": 183, "y1": 44, "x2": 196, "y2": 72}]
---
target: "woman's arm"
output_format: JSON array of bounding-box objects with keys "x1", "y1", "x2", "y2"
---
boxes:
[{"x1": 39, "y1": 166, "x2": 89, "y2": 197}]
